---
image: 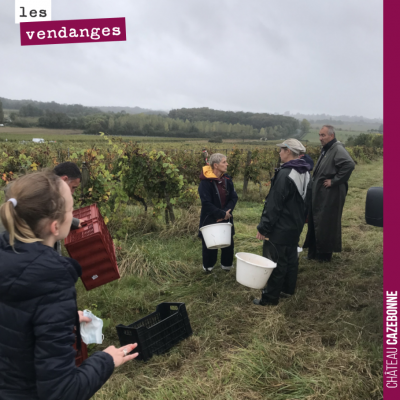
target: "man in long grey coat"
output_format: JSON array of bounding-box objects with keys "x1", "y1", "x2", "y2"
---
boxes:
[{"x1": 304, "y1": 125, "x2": 355, "y2": 261}]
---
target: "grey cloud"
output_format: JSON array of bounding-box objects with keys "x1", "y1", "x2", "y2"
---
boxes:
[{"x1": 0, "y1": 0, "x2": 382, "y2": 118}]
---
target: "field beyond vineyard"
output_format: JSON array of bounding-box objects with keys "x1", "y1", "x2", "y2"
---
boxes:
[
  {"x1": 0, "y1": 126, "x2": 373, "y2": 145},
  {"x1": 0, "y1": 135, "x2": 383, "y2": 399}
]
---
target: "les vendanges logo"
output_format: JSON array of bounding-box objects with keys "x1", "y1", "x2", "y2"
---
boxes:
[{"x1": 15, "y1": 0, "x2": 126, "y2": 46}]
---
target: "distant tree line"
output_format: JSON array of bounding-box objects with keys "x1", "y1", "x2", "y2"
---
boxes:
[
  {"x1": 98, "y1": 106, "x2": 167, "y2": 115},
  {"x1": 83, "y1": 112, "x2": 291, "y2": 139},
  {"x1": 38, "y1": 111, "x2": 86, "y2": 129},
  {"x1": 0, "y1": 97, "x2": 101, "y2": 116},
  {"x1": 35, "y1": 106, "x2": 302, "y2": 139},
  {"x1": 7, "y1": 109, "x2": 303, "y2": 140},
  {"x1": 168, "y1": 107, "x2": 299, "y2": 135},
  {"x1": 3, "y1": 101, "x2": 309, "y2": 140}
]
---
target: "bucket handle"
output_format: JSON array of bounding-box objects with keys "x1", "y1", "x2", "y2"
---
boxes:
[
  {"x1": 201, "y1": 213, "x2": 232, "y2": 229},
  {"x1": 263, "y1": 239, "x2": 280, "y2": 265},
  {"x1": 236, "y1": 233, "x2": 280, "y2": 265}
]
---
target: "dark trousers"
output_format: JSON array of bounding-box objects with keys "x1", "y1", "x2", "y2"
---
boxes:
[
  {"x1": 305, "y1": 209, "x2": 332, "y2": 261},
  {"x1": 261, "y1": 241, "x2": 298, "y2": 304},
  {"x1": 202, "y1": 236, "x2": 234, "y2": 269}
]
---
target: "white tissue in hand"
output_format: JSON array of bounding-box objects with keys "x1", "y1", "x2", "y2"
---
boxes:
[{"x1": 80, "y1": 309, "x2": 104, "y2": 345}]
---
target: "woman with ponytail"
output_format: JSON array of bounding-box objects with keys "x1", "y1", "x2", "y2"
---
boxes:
[{"x1": 0, "y1": 171, "x2": 138, "y2": 400}]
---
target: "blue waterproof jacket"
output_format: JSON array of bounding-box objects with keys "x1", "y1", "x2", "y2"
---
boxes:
[{"x1": 0, "y1": 233, "x2": 114, "y2": 400}]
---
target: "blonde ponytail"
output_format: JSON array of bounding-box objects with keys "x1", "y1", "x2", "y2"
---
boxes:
[{"x1": 0, "y1": 170, "x2": 65, "y2": 247}]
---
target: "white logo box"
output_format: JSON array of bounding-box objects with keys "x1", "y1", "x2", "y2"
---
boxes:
[{"x1": 15, "y1": 0, "x2": 52, "y2": 24}]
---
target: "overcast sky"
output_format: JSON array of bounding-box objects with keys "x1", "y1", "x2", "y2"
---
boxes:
[{"x1": 1, "y1": 0, "x2": 382, "y2": 118}]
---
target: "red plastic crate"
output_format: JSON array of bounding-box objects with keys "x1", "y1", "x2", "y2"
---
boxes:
[
  {"x1": 73, "y1": 336, "x2": 88, "y2": 367},
  {"x1": 72, "y1": 204, "x2": 101, "y2": 223},
  {"x1": 72, "y1": 205, "x2": 115, "y2": 262},
  {"x1": 65, "y1": 206, "x2": 119, "y2": 291}
]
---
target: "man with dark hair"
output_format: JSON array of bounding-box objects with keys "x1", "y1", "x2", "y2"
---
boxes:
[
  {"x1": 54, "y1": 162, "x2": 82, "y2": 194},
  {"x1": 53, "y1": 162, "x2": 83, "y2": 253},
  {"x1": 303, "y1": 125, "x2": 355, "y2": 262},
  {"x1": 0, "y1": 163, "x2": 83, "y2": 238}
]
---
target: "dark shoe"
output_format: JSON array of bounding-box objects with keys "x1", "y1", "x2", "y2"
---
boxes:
[
  {"x1": 253, "y1": 298, "x2": 279, "y2": 306},
  {"x1": 280, "y1": 292, "x2": 292, "y2": 299}
]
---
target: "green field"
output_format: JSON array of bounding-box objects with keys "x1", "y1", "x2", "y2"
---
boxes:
[
  {"x1": 1, "y1": 126, "x2": 368, "y2": 148},
  {"x1": 0, "y1": 129, "x2": 298, "y2": 155},
  {"x1": 64, "y1": 159, "x2": 383, "y2": 400}
]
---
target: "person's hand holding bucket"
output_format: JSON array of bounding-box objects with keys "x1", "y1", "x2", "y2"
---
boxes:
[
  {"x1": 217, "y1": 209, "x2": 231, "y2": 222},
  {"x1": 256, "y1": 232, "x2": 268, "y2": 241}
]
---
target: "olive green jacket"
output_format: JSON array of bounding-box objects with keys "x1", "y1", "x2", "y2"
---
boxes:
[{"x1": 305, "y1": 141, "x2": 355, "y2": 253}]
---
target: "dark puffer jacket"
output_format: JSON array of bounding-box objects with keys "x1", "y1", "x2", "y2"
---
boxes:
[{"x1": 0, "y1": 233, "x2": 114, "y2": 400}]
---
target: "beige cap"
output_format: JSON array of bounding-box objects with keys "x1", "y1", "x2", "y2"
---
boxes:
[{"x1": 276, "y1": 138, "x2": 306, "y2": 154}]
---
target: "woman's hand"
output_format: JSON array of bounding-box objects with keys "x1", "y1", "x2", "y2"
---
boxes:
[
  {"x1": 217, "y1": 209, "x2": 232, "y2": 222},
  {"x1": 78, "y1": 310, "x2": 91, "y2": 323},
  {"x1": 224, "y1": 209, "x2": 232, "y2": 220},
  {"x1": 256, "y1": 232, "x2": 266, "y2": 241},
  {"x1": 104, "y1": 343, "x2": 139, "y2": 367}
]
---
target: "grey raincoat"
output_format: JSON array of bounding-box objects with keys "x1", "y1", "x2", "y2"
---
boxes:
[{"x1": 304, "y1": 141, "x2": 355, "y2": 253}]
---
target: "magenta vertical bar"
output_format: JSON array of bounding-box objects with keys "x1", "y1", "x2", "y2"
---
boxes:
[{"x1": 384, "y1": 1, "x2": 399, "y2": 399}]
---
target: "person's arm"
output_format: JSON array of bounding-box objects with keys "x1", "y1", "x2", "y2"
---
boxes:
[
  {"x1": 330, "y1": 148, "x2": 356, "y2": 187},
  {"x1": 33, "y1": 289, "x2": 114, "y2": 400},
  {"x1": 198, "y1": 181, "x2": 226, "y2": 221},
  {"x1": 257, "y1": 174, "x2": 292, "y2": 236}
]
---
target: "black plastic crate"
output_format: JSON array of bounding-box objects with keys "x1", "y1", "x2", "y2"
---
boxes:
[{"x1": 116, "y1": 302, "x2": 192, "y2": 361}]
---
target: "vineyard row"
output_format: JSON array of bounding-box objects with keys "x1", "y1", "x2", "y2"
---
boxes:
[{"x1": 1, "y1": 136, "x2": 383, "y2": 224}]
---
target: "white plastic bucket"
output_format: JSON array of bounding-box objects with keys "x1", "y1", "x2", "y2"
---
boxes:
[
  {"x1": 200, "y1": 223, "x2": 232, "y2": 249},
  {"x1": 235, "y1": 252, "x2": 277, "y2": 289}
]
